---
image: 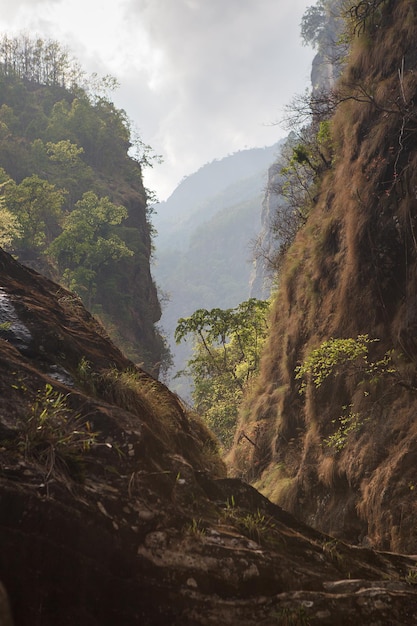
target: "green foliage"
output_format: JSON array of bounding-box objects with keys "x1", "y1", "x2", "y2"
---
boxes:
[
  {"x1": 270, "y1": 606, "x2": 310, "y2": 626},
  {"x1": 184, "y1": 518, "x2": 207, "y2": 539},
  {"x1": 0, "y1": 183, "x2": 21, "y2": 248},
  {"x1": 405, "y1": 569, "x2": 417, "y2": 586},
  {"x1": 267, "y1": 124, "x2": 333, "y2": 266},
  {"x1": 301, "y1": 0, "x2": 350, "y2": 53},
  {"x1": 294, "y1": 334, "x2": 395, "y2": 392},
  {"x1": 238, "y1": 509, "x2": 277, "y2": 544},
  {"x1": 76, "y1": 356, "x2": 94, "y2": 386},
  {"x1": 301, "y1": 1, "x2": 328, "y2": 48},
  {"x1": 47, "y1": 191, "x2": 133, "y2": 303},
  {"x1": 0, "y1": 37, "x2": 164, "y2": 373},
  {"x1": 291, "y1": 143, "x2": 312, "y2": 167},
  {"x1": 175, "y1": 299, "x2": 270, "y2": 447},
  {"x1": 42, "y1": 139, "x2": 93, "y2": 205},
  {"x1": 4, "y1": 174, "x2": 66, "y2": 253},
  {"x1": 322, "y1": 538, "x2": 344, "y2": 565},
  {"x1": 19, "y1": 383, "x2": 97, "y2": 481},
  {"x1": 297, "y1": 335, "x2": 397, "y2": 451},
  {"x1": 0, "y1": 34, "x2": 83, "y2": 88},
  {"x1": 317, "y1": 119, "x2": 334, "y2": 159},
  {"x1": 324, "y1": 406, "x2": 368, "y2": 451}
]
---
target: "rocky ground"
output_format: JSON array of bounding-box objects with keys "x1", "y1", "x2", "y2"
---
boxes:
[{"x1": 0, "y1": 248, "x2": 416, "y2": 625}]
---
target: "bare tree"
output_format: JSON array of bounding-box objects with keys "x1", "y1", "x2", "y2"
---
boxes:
[{"x1": 0, "y1": 35, "x2": 83, "y2": 89}]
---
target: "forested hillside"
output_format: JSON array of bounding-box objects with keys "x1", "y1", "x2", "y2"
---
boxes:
[
  {"x1": 229, "y1": 0, "x2": 417, "y2": 553},
  {"x1": 0, "y1": 35, "x2": 165, "y2": 374}
]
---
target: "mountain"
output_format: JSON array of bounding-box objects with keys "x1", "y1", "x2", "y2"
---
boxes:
[
  {"x1": 1, "y1": 246, "x2": 417, "y2": 625},
  {"x1": 152, "y1": 144, "x2": 282, "y2": 394},
  {"x1": 153, "y1": 144, "x2": 281, "y2": 247},
  {"x1": 228, "y1": 0, "x2": 417, "y2": 554},
  {"x1": 0, "y1": 35, "x2": 164, "y2": 374}
]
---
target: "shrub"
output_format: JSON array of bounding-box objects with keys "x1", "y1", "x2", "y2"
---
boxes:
[{"x1": 19, "y1": 383, "x2": 97, "y2": 481}]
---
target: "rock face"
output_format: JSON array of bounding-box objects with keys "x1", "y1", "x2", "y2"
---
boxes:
[
  {"x1": 0, "y1": 65, "x2": 164, "y2": 375},
  {"x1": 1, "y1": 250, "x2": 417, "y2": 624},
  {"x1": 229, "y1": 0, "x2": 417, "y2": 555}
]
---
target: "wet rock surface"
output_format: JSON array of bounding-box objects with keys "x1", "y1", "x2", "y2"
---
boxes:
[{"x1": 0, "y1": 248, "x2": 416, "y2": 625}]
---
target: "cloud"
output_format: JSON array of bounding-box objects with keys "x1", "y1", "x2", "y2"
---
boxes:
[
  {"x1": 120, "y1": 0, "x2": 315, "y2": 198},
  {"x1": 0, "y1": 0, "x2": 315, "y2": 199},
  {"x1": 0, "y1": 0, "x2": 59, "y2": 22}
]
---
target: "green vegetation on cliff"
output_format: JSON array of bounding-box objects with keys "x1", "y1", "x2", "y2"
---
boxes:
[
  {"x1": 0, "y1": 34, "x2": 165, "y2": 373},
  {"x1": 175, "y1": 298, "x2": 270, "y2": 448},
  {"x1": 229, "y1": 0, "x2": 417, "y2": 553}
]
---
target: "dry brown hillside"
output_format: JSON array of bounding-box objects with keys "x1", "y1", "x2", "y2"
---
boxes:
[
  {"x1": 229, "y1": 0, "x2": 417, "y2": 554},
  {"x1": 3, "y1": 246, "x2": 417, "y2": 624}
]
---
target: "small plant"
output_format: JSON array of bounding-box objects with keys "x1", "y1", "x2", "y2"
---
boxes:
[
  {"x1": 296, "y1": 336, "x2": 400, "y2": 453},
  {"x1": 324, "y1": 405, "x2": 369, "y2": 451},
  {"x1": 20, "y1": 383, "x2": 97, "y2": 481},
  {"x1": 99, "y1": 367, "x2": 178, "y2": 442},
  {"x1": 295, "y1": 334, "x2": 387, "y2": 393},
  {"x1": 77, "y1": 356, "x2": 92, "y2": 380},
  {"x1": 405, "y1": 569, "x2": 417, "y2": 586},
  {"x1": 322, "y1": 539, "x2": 344, "y2": 565},
  {"x1": 226, "y1": 494, "x2": 236, "y2": 509},
  {"x1": 271, "y1": 605, "x2": 310, "y2": 625},
  {"x1": 184, "y1": 518, "x2": 206, "y2": 539},
  {"x1": 223, "y1": 501, "x2": 280, "y2": 547},
  {"x1": 239, "y1": 509, "x2": 276, "y2": 544}
]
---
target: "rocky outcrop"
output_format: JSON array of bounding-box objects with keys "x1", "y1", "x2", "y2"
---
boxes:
[
  {"x1": 1, "y1": 251, "x2": 417, "y2": 624},
  {"x1": 229, "y1": 0, "x2": 417, "y2": 555}
]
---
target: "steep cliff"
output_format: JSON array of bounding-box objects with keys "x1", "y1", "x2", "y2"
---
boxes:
[
  {"x1": 2, "y1": 249, "x2": 417, "y2": 624},
  {"x1": 229, "y1": 0, "x2": 417, "y2": 553},
  {"x1": 0, "y1": 42, "x2": 164, "y2": 374},
  {"x1": 251, "y1": 0, "x2": 344, "y2": 297}
]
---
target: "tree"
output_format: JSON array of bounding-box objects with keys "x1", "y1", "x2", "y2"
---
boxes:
[
  {"x1": 175, "y1": 299, "x2": 270, "y2": 447},
  {"x1": 47, "y1": 191, "x2": 133, "y2": 306},
  {"x1": 0, "y1": 34, "x2": 83, "y2": 88},
  {"x1": 0, "y1": 179, "x2": 21, "y2": 249},
  {"x1": 258, "y1": 121, "x2": 333, "y2": 272},
  {"x1": 5, "y1": 174, "x2": 66, "y2": 255},
  {"x1": 345, "y1": 0, "x2": 390, "y2": 36},
  {"x1": 301, "y1": 1, "x2": 328, "y2": 49},
  {"x1": 34, "y1": 139, "x2": 93, "y2": 207}
]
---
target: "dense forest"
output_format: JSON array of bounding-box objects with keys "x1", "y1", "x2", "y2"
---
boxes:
[{"x1": 0, "y1": 34, "x2": 165, "y2": 374}]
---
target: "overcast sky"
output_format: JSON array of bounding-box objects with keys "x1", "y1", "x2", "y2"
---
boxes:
[{"x1": 0, "y1": 0, "x2": 315, "y2": 200}]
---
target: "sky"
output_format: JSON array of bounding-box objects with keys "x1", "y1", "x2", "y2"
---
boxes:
[{"x1": 0, "y1": 0, "x2": 315, "y2": 200}]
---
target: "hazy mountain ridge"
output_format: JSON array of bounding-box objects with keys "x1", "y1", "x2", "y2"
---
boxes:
[
  {"x1": 154, "y1": 143, "x2": 282, "y2": 233},
  {"x1": 153, "y1": 143, "x2": 283, "y2": 393}
]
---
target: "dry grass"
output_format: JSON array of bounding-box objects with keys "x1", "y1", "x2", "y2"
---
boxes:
[
  {"x1": 227, "y1": 0, "x2": 417, "y2": 551},
  {"x1": 317, "y1": 455, "x2": 338, "y2": 489},
  {"x1": 98, "y1": 368, "x2": 226, "y2": 477},
  {"x1": 253, "y1": 463, "x2": 296, "y2": 506}
]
